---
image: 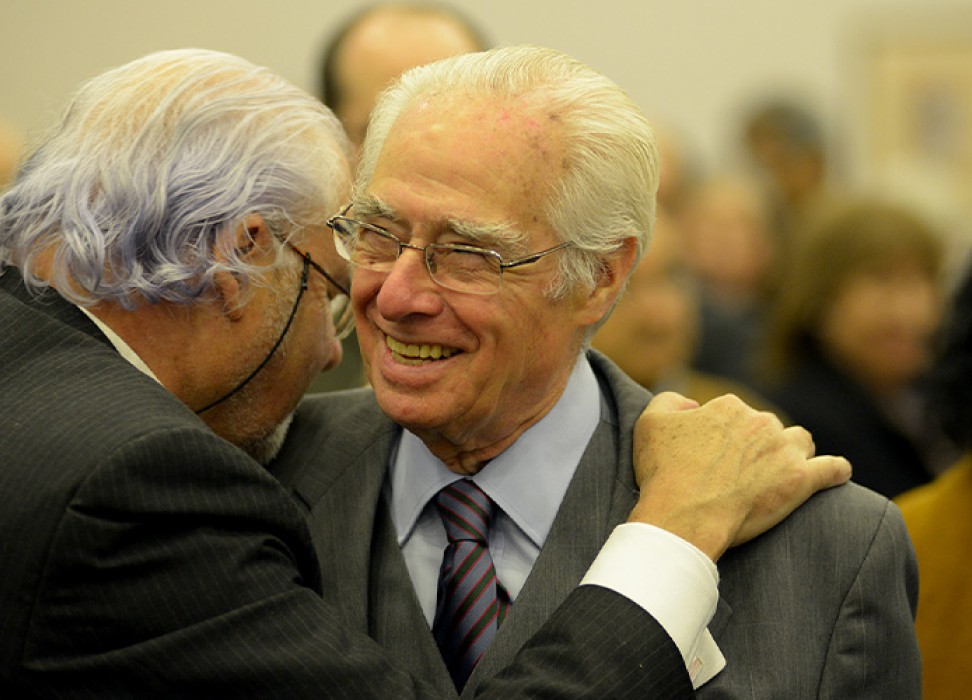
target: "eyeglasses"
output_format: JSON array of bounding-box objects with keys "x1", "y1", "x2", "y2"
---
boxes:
[
  {"x1": 281, "y1": 239, "x2": 356, "y2": 340},
  {"x1": 325, "y1": 207, "x2": 572, "y2": 296}
]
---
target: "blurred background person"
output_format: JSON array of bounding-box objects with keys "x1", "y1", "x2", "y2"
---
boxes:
[
  {"x1": 679, "y1": 173, "x2": 780, "y2": 387},
  {"x1": 896, "y1": 263, "x2": 972, "y2": 700},
  {"x1": 739, "y1": 98, "x2": 834, "y2": 246},
  {"x1": 318, "y1": 2, "x2": 488, "y2": 156},
  {"x1": 761, "y1": 198, "x2": 955, "y2": 499},
  {"x1": 310, "y1": 2, "x2": 488, "y2": 393},
  {"x1": 652, "y1": 122, "x2": 701, "y2": 221},
  {"x1": 0, "y1": 118, "x2": 23, "y2": 190},
  {"x1": 593, "y1": 210, "x2": 782, "y2": 414}
]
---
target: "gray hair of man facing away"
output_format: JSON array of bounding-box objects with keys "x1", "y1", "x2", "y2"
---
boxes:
[
  {"x1": 0, "y1": 48, "x2": 350, "y2": 310},
  {"x1": 356, "y1": 44, "x2": 660, "y2": 304}
]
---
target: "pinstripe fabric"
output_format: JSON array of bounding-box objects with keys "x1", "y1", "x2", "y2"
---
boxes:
[
  {"x1": 1, "y1": 272, "x2": 695, "y2": 698},
  {"x1": 280, "y1": 351, "x2": 922, "y2": 699},
  {"x1": 432, "y1": 480, "x2": 510, "y2": 689}
]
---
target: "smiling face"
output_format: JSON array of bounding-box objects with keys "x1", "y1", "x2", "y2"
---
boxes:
[
  {"x1": 352, "y1": 94, "x2": 612, "y2": 472},
  {"x1": 818, "y1": 259, "x2": 942, "y2": 393}
]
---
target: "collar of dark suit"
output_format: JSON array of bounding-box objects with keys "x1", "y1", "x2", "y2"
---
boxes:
[{"x1": 0, "y1": 266, "x2": 114, "y2": 349}]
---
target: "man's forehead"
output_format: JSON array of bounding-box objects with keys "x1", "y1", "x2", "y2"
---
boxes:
[
  {"x1": 392, "y1": 90, "x2": 550, "y2": 134},
  {"x1": 365, "y1": 93, "x2": 564, "y2": 244},
  {"x1": 377, "y1": 93, "x2": 565, "y2": 188}
]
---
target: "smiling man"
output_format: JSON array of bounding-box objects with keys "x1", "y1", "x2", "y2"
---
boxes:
[
  {"x1": 272, "y1": 46, "x2": 918, "y2": 698},
  {"x1": 4, "y1": 47, "x2": 760, "y2": 698}
]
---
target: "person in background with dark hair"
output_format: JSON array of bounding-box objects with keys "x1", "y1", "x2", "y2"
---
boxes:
[
  {"x1": 311, "y1": 2, "x2": 488, "y2": 393},
  {"x1": 593, "y1": 209, "x2": 782, "y2": 415},
  {"x1": 761, "y1": 198, "x2": 954, "y2": 498},
  {"x1": 741, "y1": 98, "x2": 831, "y2": 244},
  {"x1": 897, "y1": 265, "x2": 972, "y2": 700},
  {"x1": 318, "y1": 2, "x2": 487, "y2": 153}
]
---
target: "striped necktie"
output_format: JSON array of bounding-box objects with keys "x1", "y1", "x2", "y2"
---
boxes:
[{"x1": 431, "y1": 479, "x2": 511, "y2": 690}]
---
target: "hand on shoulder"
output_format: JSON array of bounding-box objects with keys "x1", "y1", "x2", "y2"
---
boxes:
[{"x1": 628, "y1": 391, "x2": 852, "y2": 561}]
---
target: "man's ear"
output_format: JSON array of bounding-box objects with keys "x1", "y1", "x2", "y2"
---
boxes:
[
  {"x1": 577, "y1": 237, "x2": 638, "y2": 325},
  {"x1": 211, "y1": 213, "x2": 275, "y2": 322}
]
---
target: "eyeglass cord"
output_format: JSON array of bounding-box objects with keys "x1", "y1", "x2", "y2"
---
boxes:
[{"x1": 195, "y1": 255, "x2": 310, "y2": 415}]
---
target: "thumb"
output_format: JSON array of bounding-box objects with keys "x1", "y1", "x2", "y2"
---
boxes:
[{"x1": 645, "y1": 391, "x2": 700, "y2": 413}]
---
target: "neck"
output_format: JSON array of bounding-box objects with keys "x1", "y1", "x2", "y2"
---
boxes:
[
  {"x1": 423, "y1": 430, "x2": 528, "y2": 476},
  {"x1": 86, "y1": 298, "x2": 226, "y2": 409},
  {"x1": 414, "y1": 362, "x2": 577, "y2": 475}
]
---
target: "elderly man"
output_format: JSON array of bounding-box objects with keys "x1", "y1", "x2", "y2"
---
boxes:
[
  {"x1": 310, "y1": 2, "x2": 488, "y2": 393},
  {"x1": 0, "y1": 48, "x2": 846, "y2": 698},
  {"x1": 274, "y1": 46, "x2": 919, "y2": 698}
]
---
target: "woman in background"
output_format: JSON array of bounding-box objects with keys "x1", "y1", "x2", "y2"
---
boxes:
[{"x1": 761, "y1": 198, "x2": 952, "y2": 498}]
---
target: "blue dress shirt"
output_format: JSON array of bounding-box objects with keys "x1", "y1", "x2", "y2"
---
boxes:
[{"x1": 386, "y1": 354, "x2": 600, "y2": 625}]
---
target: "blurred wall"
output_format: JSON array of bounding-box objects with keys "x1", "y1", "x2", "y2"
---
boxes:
[{"x1": 2, "y1": 0, "x2": 970, "y2": 197}]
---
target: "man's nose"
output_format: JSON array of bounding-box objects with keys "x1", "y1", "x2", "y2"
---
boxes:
[{"x1": 374, "y1": 247, "x2": 444, "y2": 320}]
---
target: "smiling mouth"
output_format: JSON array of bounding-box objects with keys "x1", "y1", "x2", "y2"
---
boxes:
[{"x1": 385, "y1": 334, "x2": 462, "y2": 365}]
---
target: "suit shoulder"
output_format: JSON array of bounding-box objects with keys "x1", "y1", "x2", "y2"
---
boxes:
[
  {"x1": 272, "y1": 388, "x2": 396, "y2": 495},
  {"x1": 294, "y1": 388, "x2": 382, "y2": 432},
  {"x1": 738, "y1": 481, "x2": 904, "y2": 566},
  {"x1": 798, "y1": 481, "x2": 900, "y2": 532}
]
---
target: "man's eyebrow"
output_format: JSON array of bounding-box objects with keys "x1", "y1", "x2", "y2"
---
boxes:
[
  {"x1": 449, "y1": 220, "x2": 526, "y2": 252},
  {"x1": 352, "y1": 193, "x2": 528, "y2": 252},
  {"x1": 352, "y1": 194, "x2": 393, "y2": 220}
]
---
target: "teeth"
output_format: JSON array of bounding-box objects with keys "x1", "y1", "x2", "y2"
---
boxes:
[
  {"x1": 385, "y1": 334, "x2": 459, "y2": 360},
  {"x1": 385, "y1": 335, "x2": 458, "y2": 359}
]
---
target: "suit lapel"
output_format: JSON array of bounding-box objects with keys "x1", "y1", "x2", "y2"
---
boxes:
[
  {"x1": 285, "y1": 395, "x2": 457, "y2": 696},
  {"x1": 303, "y1": 433, "x2": 389, "y2": 632}
]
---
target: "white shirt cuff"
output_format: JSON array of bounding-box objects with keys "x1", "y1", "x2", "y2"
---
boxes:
[{"x1": 580, "y1": 522, "x2": 726, "y2": 688}]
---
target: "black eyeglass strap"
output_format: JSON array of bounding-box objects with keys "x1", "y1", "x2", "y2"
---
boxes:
[{"x1": 195, "y1": 255, "x2": 310, "y2": 415}]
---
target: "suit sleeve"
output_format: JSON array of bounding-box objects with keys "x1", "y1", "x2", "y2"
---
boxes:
[
  {"x1": 15, "y1": 427, "x2": 693, "y2": 699},
  {"x1": 478, "y1": 585, "x2": 695, "y2": 699},
  {"x1": 818, "y1": 501, "x2": 921, "y2": 698}
]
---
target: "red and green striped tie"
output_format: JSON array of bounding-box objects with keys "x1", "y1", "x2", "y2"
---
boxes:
[{"x1": 432, "y1": 479, "x2": 511, "y2": 690}]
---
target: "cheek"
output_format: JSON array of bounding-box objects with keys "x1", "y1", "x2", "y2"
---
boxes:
[{"x1": 350, "y1": 274, "x2": 382, "y2": 325}]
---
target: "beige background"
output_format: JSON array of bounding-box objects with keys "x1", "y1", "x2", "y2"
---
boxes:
[{"x1": 2, "y1": 0, "x2": 971, "y2": 196}]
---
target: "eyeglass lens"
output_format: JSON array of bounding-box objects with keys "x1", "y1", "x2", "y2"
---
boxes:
[{"x1": 338, "y1": 223, "x2": 503, "y2": 295}]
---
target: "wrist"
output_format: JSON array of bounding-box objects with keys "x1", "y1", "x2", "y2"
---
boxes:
[{"x1": 627, "y1": 500, "x2": 732, "y2": 562}]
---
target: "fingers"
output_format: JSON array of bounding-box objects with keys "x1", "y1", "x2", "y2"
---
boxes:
[
  {"x1": 807, "y1": 455, "x2": 853, "y2": 491},
  {"x1": 645, "y1": 391, "x2": 700, "y2": 413},
  {"x1": 782, "y1": 424, "x2": 815, "y2": 457}
]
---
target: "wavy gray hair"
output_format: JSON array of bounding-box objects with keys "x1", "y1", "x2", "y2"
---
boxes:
[
  {"x1": 0, "y1": 48, "x2": 349, "y2": 308},
  {"x1": 356, "y1": 44, "x2": 659, "y2": 300}
]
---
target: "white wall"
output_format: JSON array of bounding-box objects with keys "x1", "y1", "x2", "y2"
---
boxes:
[{"x1": 1, "y1": 0, "x2": 969, "y2": 182}]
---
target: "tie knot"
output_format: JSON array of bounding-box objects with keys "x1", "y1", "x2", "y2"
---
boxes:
[{"x1": 434, "y1": 479, "x2": 494, "y2": 545}]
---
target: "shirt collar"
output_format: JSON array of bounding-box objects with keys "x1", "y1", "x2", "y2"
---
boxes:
[
  {"x1": 76, "y1": 305, "x2": 161, "y2": 383},
  {"x1": 389, "y1": 354, "x2": 601, "y2": 548}
]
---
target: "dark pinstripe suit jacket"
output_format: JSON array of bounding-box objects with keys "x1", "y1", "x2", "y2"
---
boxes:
[
  {"x1": 0, "y1": 270, "x2": 692, "y2": 699},
  {"x1": 274, "y1": 351, "x2": 922, "y2": 699}
]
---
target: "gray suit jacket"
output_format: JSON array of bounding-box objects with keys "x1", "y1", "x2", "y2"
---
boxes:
[{"x1": 275, "y1": 351, "x2": 921, "y2": 698}]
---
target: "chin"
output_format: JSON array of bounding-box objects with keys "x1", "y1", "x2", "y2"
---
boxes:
[
  {"x1": 239, "y1": 413, "x2": 295, "y2": 465},
  {"x1": 374, "y1": 389, "x2": 448, "y2": 434}
]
